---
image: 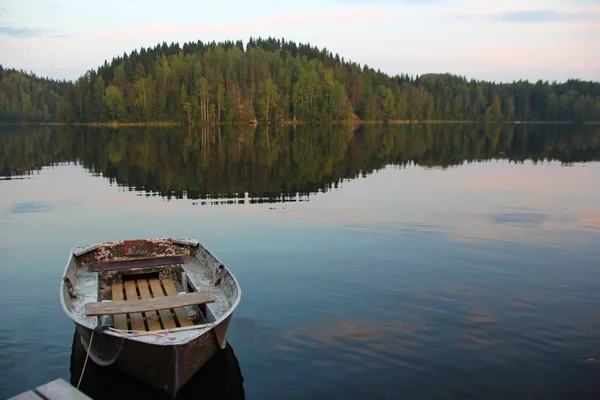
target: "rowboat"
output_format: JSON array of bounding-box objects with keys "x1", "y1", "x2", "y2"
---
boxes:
[{"x1": 59, "y1": 237, "x2": 241, "y2": 396}]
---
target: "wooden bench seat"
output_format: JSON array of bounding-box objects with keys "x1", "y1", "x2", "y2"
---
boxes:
[
  {"x1": 87, "y1": 290, "x2": 215, "y2": 316},
  {"x1": 90, "y1": 255, "x2": 186, "y2": 272}
]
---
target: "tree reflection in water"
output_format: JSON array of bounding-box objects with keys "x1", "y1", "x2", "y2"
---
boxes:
[{"x1": 1, "y1": 123, "x2": 599, "y2": 203}]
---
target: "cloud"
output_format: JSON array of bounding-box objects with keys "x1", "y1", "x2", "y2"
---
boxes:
[
  {"x1": 96, "y1": 7, "x2": 599, "y2": 42},
  {"x1": 452, "y1": 6, "x2": 599, "y2": 24},
  {"x1": 497, "y1": 9, "x2": 580, "y2": 22},
  {"x1": 337, "y1": 0, "x2": 441, "y2": 3},
  {"x1": 96, "y1": 10, "x2": 413, "y2": 40},
  {"x1": 0, "y1": 26, "x2": 68, "y2": 38}
]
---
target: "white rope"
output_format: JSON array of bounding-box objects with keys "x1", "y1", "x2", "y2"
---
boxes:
[
  {"x1": 77, "y1": 330, "x2": 94, "y2": 389},
  {"x1": 108, "y1": 323, "x2": 213, "y2": 337}
]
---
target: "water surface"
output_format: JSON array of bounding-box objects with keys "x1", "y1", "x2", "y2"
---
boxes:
[{"x1": 1, "y1": 124, "x2": 600, "y2": 399}]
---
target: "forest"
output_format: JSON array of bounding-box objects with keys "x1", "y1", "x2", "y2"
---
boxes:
[{"x1": 1, "y1": 37, "x2": 600, "y2": 124}]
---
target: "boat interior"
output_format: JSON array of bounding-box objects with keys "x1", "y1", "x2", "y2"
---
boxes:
[
  {"x1": 64, "y1": 239, "x2": 236, "y2": 334},
  {"x1": 91, "y1": 256, "x2": 218, "y2": 332},
  {"x1": 105, "y1": 271, "x2": 210, "y2": 333},
  {"x1": 110, "y1": 275, "x2": 206, "y2": 331}
]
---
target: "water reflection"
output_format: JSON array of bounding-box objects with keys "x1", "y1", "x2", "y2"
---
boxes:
[
  {"x1": 1, "y1": 123, "x2": 599, "y2": 399},
  {"x1": 70, "y1": 330, "x2": 245, "y2": 400},
  {"x1": 281, "y1": 320, "x2": 423, "y2": 361},
  {"x1": 8, "y1": 202, "x2": 53, "y2": 215},
  {"x1": 487, "y1": 211, "x2": 549, "y2": 226},
  {"x1": 1, "y1": 124, "x2": 599, "y2": 203}
]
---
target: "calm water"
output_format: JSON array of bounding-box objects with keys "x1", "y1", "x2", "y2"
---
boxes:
[{"x1": 1, "y1": 124, "x2": 600, "y2": 399}]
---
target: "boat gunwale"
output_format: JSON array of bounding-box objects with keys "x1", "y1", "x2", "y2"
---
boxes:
[{"x1": 59, "y1": 237, "x2": 241, "y2": 346}]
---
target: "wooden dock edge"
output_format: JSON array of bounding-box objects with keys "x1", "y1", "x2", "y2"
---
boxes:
[{"x1": 7, "y1": 378, "x2": 91, "y2": 400}]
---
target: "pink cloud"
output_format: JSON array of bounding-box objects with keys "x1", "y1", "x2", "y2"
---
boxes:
[
  {"x1": 467, "y1": 40, "x2": 600, "y2": 71},
  {"x1": 568, "y1": 22, "x2": 600, "y2": 32},
  {"x1": 95, "y1": 10, "x2": 408, "y2": 40},
  {"x1": 95, "y1": 9, "x2": 456, "y2": 41}
]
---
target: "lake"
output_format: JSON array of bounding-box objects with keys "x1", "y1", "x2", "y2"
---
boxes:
[{"x1": 1, "y1": 123, "x2": 600, "y2": 399}]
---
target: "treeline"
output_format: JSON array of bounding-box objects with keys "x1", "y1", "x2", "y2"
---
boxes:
[
  {"x1": 1, "y1": 37, "x2": 600, "y2": 124},
  {"x1": 2, "y1": 124, "x2": 599, "y2": 199},
  {"x1": 0, "y1": 66, "x2": 71, "y2": 122}
]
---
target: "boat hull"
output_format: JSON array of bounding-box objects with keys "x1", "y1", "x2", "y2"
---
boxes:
[{"x1": 76, "y1": 314, "x2": 233, "y2": 395}]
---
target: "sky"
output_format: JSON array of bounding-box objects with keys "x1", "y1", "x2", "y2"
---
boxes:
[{"x1": 0, "y1": 0, "x2": 598, "y2": 83}]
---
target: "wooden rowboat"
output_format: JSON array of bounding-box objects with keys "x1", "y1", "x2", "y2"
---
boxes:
[{"x1": 59, "y1": 237, "x2": 241, "y2": 396}]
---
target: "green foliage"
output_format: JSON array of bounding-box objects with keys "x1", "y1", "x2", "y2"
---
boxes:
[
  {"x1": 104, "y1": 85, "x2": 125, "y2": 120},
  {"x1": 0, "y1": 66, "x2": 68, "y2": 122},
  {"x1": 56, "y1": 98, "x2": 75, "y2": 123},
  {"x1": 485, "y1": 95, "x2": 503, "y2": 122},
  {"x1": 1, "y1": 38, "x2": 600, "y2": 124}
]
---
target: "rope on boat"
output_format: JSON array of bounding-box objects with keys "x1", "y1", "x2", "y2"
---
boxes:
[
  {"x1": 77, "y1": 330, "x2": 94, "y2": 389},
  {"x1": 108, "y1": 323, "x2": 214, "y2": 338}
]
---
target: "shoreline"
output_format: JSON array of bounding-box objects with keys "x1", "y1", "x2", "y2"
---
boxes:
[{"x1": 0, "y1": 120, "x2": 598, "y2": 128}]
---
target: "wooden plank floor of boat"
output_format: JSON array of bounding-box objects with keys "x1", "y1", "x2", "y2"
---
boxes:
[{"x1": 111, "y1": 278, "x2": 194, "y2": 331}]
